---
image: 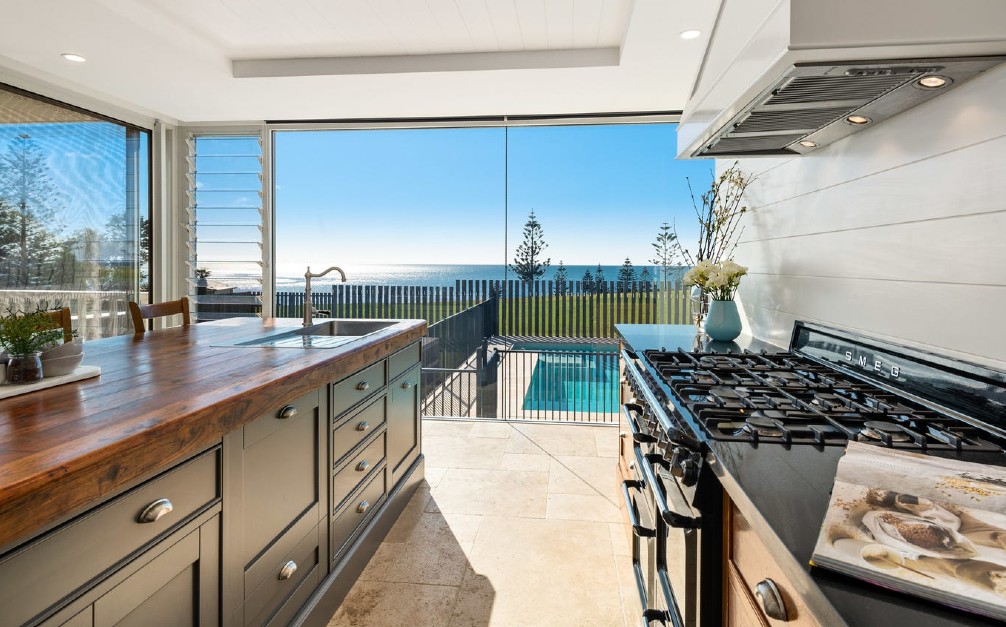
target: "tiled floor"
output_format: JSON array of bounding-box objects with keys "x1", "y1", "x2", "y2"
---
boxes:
[{"x1": 327, "y1": 419, "x2": 636, "y2": 627}]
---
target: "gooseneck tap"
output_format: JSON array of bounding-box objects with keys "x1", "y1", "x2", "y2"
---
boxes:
[{"x1": 303, "y1": 266, "x2": 347, "y2": 326}]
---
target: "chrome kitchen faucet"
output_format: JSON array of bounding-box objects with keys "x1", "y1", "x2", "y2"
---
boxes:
[{"x1": 303, "y1": 266, "x2": 347, "y2": 326}]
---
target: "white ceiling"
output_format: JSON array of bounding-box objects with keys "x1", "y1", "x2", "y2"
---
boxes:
[{"x1": 0, "y1": 0, "x2": 719, "y2": 124}]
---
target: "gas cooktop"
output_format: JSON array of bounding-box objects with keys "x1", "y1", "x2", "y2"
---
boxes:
[{"x1": 643, "y1": 349, "x2": 1002, "y2": 452}]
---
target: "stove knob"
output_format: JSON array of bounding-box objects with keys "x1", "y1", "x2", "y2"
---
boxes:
[{"x1": 677, "y1": 454, "x2": 700, "y2": 488}]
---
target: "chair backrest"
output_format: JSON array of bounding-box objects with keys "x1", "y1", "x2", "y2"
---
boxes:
[
  {"x1": 129, "y1": 297, "x2": 191, "y2": 334},
  {"x1": 46, "y1": 307, "x2": 73, "y2": 344}
]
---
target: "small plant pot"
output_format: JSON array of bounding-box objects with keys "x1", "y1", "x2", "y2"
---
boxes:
[{"x1": 7, "y1": 352, "x2": 44, "y2": 384}]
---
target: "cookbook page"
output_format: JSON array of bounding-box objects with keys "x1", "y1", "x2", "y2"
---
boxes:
[{"x1": 813, "y1": 441, "x2": 1006, "y2": 618}]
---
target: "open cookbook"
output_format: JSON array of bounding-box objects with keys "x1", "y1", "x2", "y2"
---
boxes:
[{"x1": 812, "y1": 441, "x2": 1006, "y2": 620}]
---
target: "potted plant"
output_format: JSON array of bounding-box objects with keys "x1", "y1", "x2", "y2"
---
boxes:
[
  {"x1": 196, "y1": 268, "x2": 211, "y2": 295},
  {"x1": 0, "y1": 306, "x2": 64, "y2": 384},
  {"x1": 684, "y1": 260, "x2": 748, "y2": 341}
]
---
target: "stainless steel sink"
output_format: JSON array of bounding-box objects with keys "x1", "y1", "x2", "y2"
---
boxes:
[
  {"x1": 217, "y1": 319, "x2": 399, "y2": 348},
  {"x1": 293, "y1": 320, "x2": 397, "y2": 337}
]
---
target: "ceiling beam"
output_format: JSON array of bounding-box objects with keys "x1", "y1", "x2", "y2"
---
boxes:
[{"x1": 232, "y1": 47, "x2": 621, "y2": 78}]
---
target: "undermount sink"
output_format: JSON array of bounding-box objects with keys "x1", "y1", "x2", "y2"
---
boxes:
[
  {"x1": 294, "y1": 320, "x2": 397, "y2": 337},
  {"x1": 220, "y1": 319, "x2": 399, "y2": 348}
]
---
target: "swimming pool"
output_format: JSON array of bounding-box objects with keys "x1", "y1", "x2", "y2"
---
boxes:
[{"x1": 511, "y1": 341, "x2": 620, "y2": 415}]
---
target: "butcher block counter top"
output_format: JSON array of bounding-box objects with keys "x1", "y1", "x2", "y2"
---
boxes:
[{"x1": 0, "y1": 317, "x2": 426, "y2": 554}]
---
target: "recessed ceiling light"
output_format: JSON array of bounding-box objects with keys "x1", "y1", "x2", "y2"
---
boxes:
[
  {"x1": 61, "y1": 53, "x2": 86, "y2": 63},
  {"x1": 799, "y1": 140, "x2": 817, "y2": 148},
  {"x1": 679, "y1": 30, "x2": 702, "y2": 40},
  {"x1": 917, "y1": 75, "x2": 950, "y2": 89},
  {"x1": 846, "y1": 115, "x2": 871, "y2": 125}
]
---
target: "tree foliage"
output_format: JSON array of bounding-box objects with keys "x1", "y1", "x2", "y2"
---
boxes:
[
  {"x1": 581, "y1": 269, "x2": 595, "y2": 294},
  {"x1": 649, "y1": 222, "x2": 678, "y2": 291},
  {"x1": 509, "y1": 209, "x2": 550, "y2": 283},
  {"x1": 616, "y1": 257, "x2": 636, "y2": 293},
  {"x1": 593, "y1": 263, "x2": 607, "y2": 294},
  {"x1": 554, "y1": 260, "x2": 568, "y2": 295}
]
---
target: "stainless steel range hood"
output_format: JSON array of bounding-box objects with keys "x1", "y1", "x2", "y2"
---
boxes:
[{"x1": 677, "y1": 0, "x2": 1006, "y2": 159}]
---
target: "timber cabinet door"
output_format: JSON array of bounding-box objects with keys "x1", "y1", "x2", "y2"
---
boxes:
[{"x1": 222, "y1": 388, "x2": 328, "y2": 626}]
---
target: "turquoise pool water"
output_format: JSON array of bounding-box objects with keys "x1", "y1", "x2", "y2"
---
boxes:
[{"x1": 514, "y1": 342, "x2": 619, "y2": 414}]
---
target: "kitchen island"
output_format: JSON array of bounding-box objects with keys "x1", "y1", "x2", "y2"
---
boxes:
[
  {"x1": 617, "y1": 324, "x2": 1003, "y2": 627},
  {"x1": 0, "y1": 317, "x2": 426, "y2": 626}
]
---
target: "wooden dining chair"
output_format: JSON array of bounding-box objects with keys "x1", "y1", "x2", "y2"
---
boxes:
[
  {"x1": 46, "y1": 307, "x2": 74, "y2": 343},
  {"x1": 129, "y1": 297, "x2": 192, "y2": 334}
]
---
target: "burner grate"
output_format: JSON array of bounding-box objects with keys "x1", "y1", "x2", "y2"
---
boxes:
[{"x1": 642, "y1": 349, "x2": 1003, "y2": 452}]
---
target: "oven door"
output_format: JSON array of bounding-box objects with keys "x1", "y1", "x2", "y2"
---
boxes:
[
  {"x1": 621, "y1": 444, "x2": 658, "y2": 625},
  {"x1": 638, "y1": 447, "x2": 701, "y2": 627}
]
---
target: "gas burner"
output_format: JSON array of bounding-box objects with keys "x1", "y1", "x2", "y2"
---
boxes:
[
  {"x1": 858, "y1": 421, "x2": 912, "y2": 443},
  {"x1": 741, "y1": 415, "x2": 785, "y2": 438}
]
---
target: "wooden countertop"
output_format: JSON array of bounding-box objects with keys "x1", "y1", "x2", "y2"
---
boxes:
[{"x1": 0, "y1": 317, "x2": 426, "y2": 553}]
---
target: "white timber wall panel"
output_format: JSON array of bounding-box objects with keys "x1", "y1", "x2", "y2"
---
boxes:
[{"x1": 727, "y1": 63, "x2": 1006, "y2": 369}]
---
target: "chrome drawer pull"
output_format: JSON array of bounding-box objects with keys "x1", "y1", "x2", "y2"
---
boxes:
[
  {"x1": 357, "y1": 500, "x2": 370, "y2": 514},
  {"x1": 138, "y1": 498, "x2": 173, "y2": 523},
  {"x1": 356, "y1": 460, "x2": 370, "y2": 472},
  {"x1": 356, "y1": 381, "x2": 369, "y2": 391},
  {"x1": 278, "y1": 560, "x2": 297, "y2": 581},
  {"x1": 356, "y1": 420, "x2": 370, "y2": 432},
  {"x1": 277, "y1": 405, "x2": 298, "y2": 419},
  {"x1": 401, "y1": 381, "x2": 413, "y2": 390},
  {"x1": 755, "y1": 579, "x2": 789, "y2": 621}
]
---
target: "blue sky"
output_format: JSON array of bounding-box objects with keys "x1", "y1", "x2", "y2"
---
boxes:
[{"x1": 273, "y1": 123, "x2": 712, "y2": 275}]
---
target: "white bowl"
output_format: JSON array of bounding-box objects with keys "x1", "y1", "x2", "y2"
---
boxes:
[
  {"x1": 41, "y1": 353, "x2": 84, "y2": 377},
  {"x1": 41, "y1": 338, "x2": 83, "y2": 360}
]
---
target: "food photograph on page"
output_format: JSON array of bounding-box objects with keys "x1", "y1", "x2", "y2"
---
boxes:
[{"x1": 813, "y1": 441, "x2": 1006, "y2": 620}]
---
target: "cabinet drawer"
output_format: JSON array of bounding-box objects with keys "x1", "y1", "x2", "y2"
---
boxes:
[
  {"x1": 240, "y1": 392, "x2": 321, "y2": 568},
  {"x1": 726, "y1": 562, "x2": 770, "y2": 627},
  {"x1": 333, "y1": 396, "x2": 385, "y2": 466},
  {"x1": 729, "y1": 504, "x2": 820, "y2": 627},
  {"x1": 332, "y1": 469, "x2": 387, "y2": 558},
  {"x1": 333, "y1": 433, "x2": 386, "y2": 511},
  {"x1": 388, "y1": 342, "x2": 420, "y2": 381},
  {"x1": 244, "y1": 525, "x2": 320, "y2": 627},
  {"x1": 0, "y1": 448, "x2": 219, "y2": 626},
  {"x1": 332, "y1": 361, "x2": 386, "y2": 417}
]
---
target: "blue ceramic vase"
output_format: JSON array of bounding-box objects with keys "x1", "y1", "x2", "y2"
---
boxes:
[{"x1": 705, "y1": 300, "x2": 742, "y2": 342}]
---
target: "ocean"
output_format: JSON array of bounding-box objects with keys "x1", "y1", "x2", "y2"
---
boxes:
[{"x1": 267, "y1": 263, "x2": 689, "y2": 293}]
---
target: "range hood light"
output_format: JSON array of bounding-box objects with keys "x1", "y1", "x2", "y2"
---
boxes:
[
  {"x1": 61, "y1": 53, "x2": 86, "y2": 63},
  {"x1": 799, "y1": 140, "x2": 818, "y2": 148},
  {"x1": 846, "y1": 115, "x2": 872, "y2": 125},
  {"x1": 679, "y1": 30, "x2": 702, "y2": 40},
  {"x1": 917, "y1": 75, "x2": 950, "y2": 88}
]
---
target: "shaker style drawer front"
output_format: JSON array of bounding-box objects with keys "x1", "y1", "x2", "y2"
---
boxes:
[
  {"x1": 243, "y1": 525, "x2": 321, "y2": 627},
  {"x1": 332, "y1": 396, "x2": 385, "y2": 466},
  {"x1": 333, "y1": 433, "x2": 386, "y2": 511},
  {"x1": 387, "y1": 342, "x2": 420, "y2": 381},
  {"x1": 331, "y1": 469, "x2": 387, "y2": 559},
  {"x1": 240, "y1": 394, "x2": 321, "y2": 567},
  {"x1": 729, "y1": 504, "x2": 819, "y2": 627},
  {"x1": 332, "y1": 361, "x2": 386, "y2": 417},
  {"x1": 244, "y1": 390, "x2": 320, "y2": 449},
  {"x1": 0, "y1": 449, "x2": 219, "y2": 626}
]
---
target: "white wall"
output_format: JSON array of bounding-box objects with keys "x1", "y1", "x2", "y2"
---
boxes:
[{"x1": 729, "y1": 62, "x2": 1006, "y2": 369}]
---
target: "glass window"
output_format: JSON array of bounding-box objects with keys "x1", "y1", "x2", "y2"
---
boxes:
[{"x1": 0, "y1": 84, "x2": 150, "y2": 339}]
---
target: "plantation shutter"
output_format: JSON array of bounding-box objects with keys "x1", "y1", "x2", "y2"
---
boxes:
[{"x1": 184, "y1": 135, "x2": 263, "y2": 320}]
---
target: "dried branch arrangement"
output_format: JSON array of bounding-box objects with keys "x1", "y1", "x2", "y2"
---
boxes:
[{"x1": 674, "y1": 162, "x2": 753, "y2": 266}]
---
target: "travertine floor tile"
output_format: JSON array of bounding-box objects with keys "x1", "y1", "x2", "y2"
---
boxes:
[
  {"x1": 423, "y1": 435, "x2": 507, "y2": 470},
  {"x1": 327, "y1": 581, "x2": 458, "y2": 627},
  {"x1": 509, "y1": 423, "x2": 599, "y2": 456},
  {"x1": 498, "y1": 452, "x2": 551, "y2": 472},
  {"x1": 613, "y1": 552, "x2": 639, "y2": 627},
  {"x1": 546, "y1": 493, "x2": 623, "y2": 523},
  {"x1": 549, "y1": 456, "x2": 619, "y2": 498},
  {"x1": 594, "y1": 427, "x2": 619, "y2": 457},
  {"x1": 430, "y1": 468, "x2": 548, "y2": 518},
  {"x1": 357, "y1": 542, "x2": 402, "y2": 582},
  {"x1": 422, "y1": 419, "x2": 474, "y2": 437},
  {"x1": 448, "y1": 567, "x2": 496, "y2": 627},
  {"x1": 467, "y1": 422, "x2": 513, "y2": 439},
  {"x1": 609, "y1": 522, "x2": 631, "y2": 558},
  {"x1": 424, "y1": 466, "x2": 447, "y2": 488},
  {"x1": 384, "y1": 483, "x2": 432, "y2": 543}
]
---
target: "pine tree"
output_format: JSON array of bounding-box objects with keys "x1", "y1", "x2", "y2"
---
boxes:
[
  {"x1": 594, "y1": 263, "x2": 607, "y2": 294},
  {"x1": 509, "y1": 209, "x2": 550, "y2": 283},
  {"x1": 616, "y1": 257, "x2": 637, "y2": 293},
  {"x1": 640, "y1": 267, "x2": 653, "y2": 293},
  {"x1": 581, "y1": 269, "x2": 595, "y2": 295},
  {"x1": 649, "y1": 222, "x2": 678, "y2": 295},
  {"x1": 554, "y1": 260, "x2": 568, "y2": 296},
  {"x1": 0, "y1": 134, "x2": 66, "y2": 287}
]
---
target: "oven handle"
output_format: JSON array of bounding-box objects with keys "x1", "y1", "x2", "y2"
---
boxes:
[
  {"x1": 655, "y1": 565, "x2": 686, "y2": 627},
  {"x1": 622, "y1": 403, "x2": 658, "y2": 444},
  {"x1": 634, "y1": 446, "x2": 701, "y2": 529},
  {"x1": 621, "y1": 480, "x2": 656, "y2": 538}
]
